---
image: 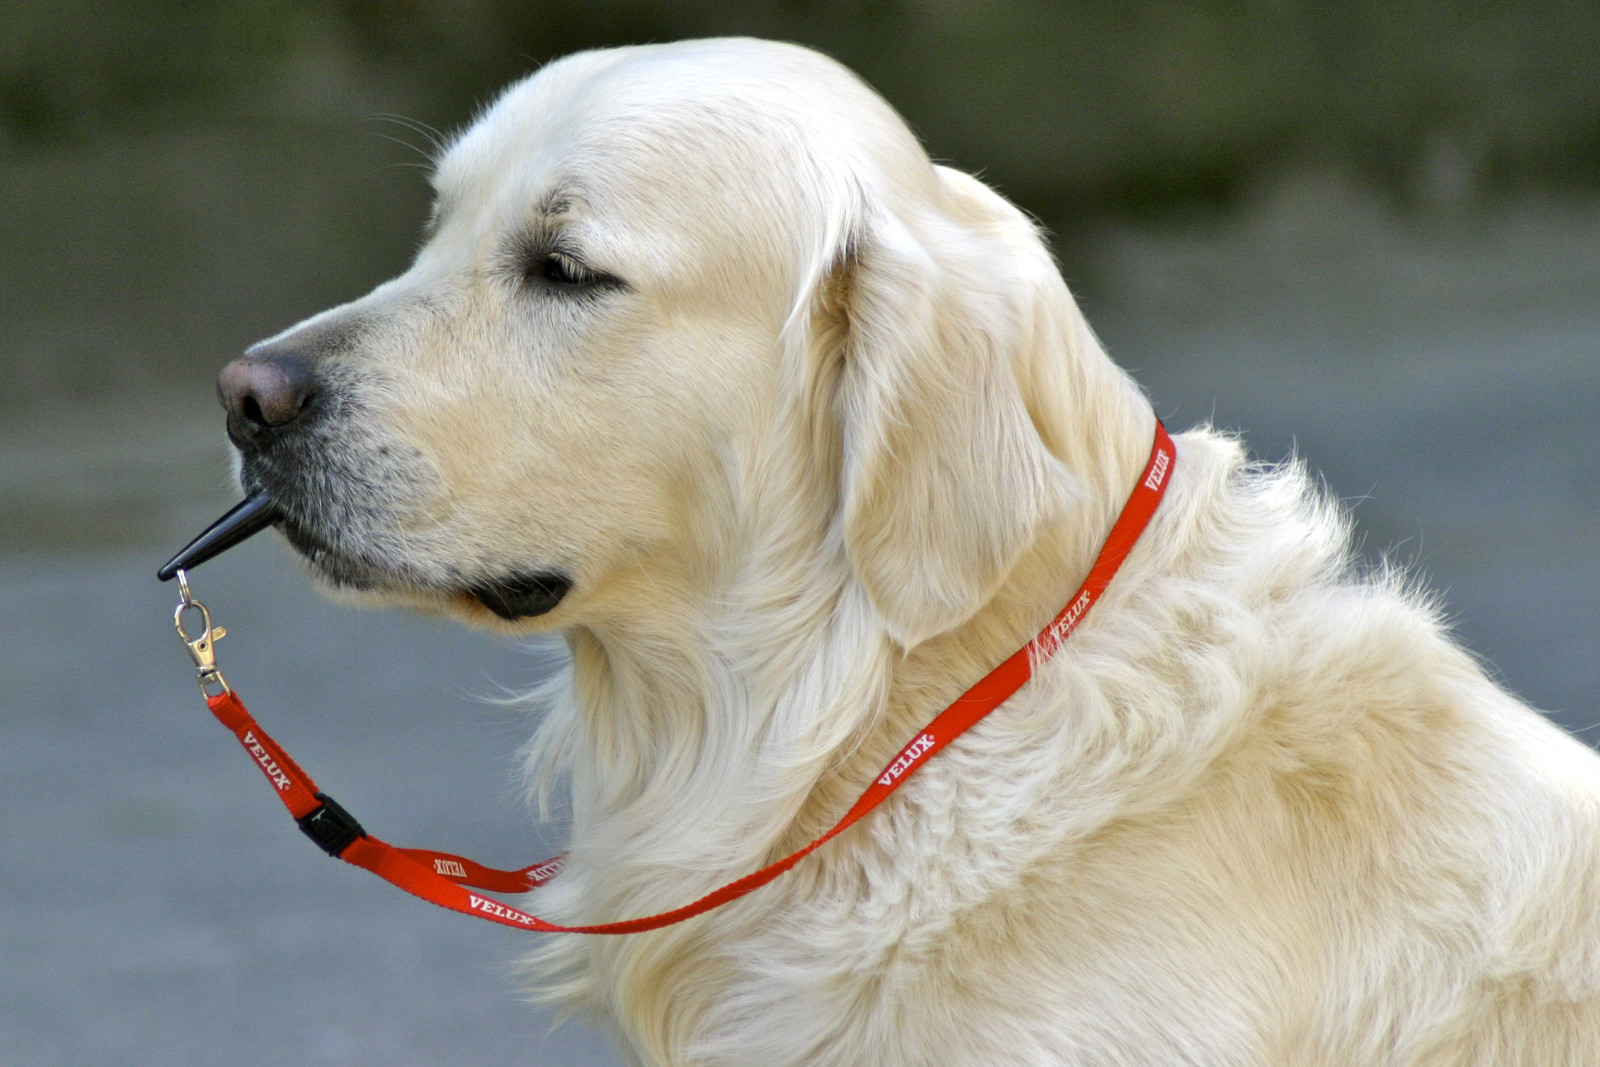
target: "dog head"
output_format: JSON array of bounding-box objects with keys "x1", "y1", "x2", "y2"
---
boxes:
[{"x1": 221, "y1": 39, "x2": 1106, "y2": 648}]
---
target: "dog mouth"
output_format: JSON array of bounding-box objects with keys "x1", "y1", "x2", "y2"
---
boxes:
[
  {"x1": 465, "y1": 571, "x2": 574, "y2": 620},
  {"x1": 270, "y1": 494, "x2": 575, "y2": 620},
  {"x1": 158, "y1": 482, "x2": 574, "y2": 623},
  {"x1": 161, "y1": 415, "x2": 576, "y2": 621},
  {"x1": 275, "y1": 510, "x2": 573, "y2": 619},
  {"x1": 274, "y1": 511, "x2": 398, "y2": 591},
  {"x1": 186, "y1": 373, "x2": 574, "y2": 621}
]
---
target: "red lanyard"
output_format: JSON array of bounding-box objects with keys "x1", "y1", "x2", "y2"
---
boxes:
[{"x1": 181, "y1": 422, "x2": 1174, "y2": 934}]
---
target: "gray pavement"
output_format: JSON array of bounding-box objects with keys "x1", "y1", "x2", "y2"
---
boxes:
[
  {"x1": 1, "y1": 544, "x2": 621, "y2": 1065},
  {"x1": 3, "y1": 186, "x2": 1597, "y2": 1065}
]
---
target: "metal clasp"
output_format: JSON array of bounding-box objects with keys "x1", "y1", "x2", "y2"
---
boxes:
[{"x1": 173, "y1": 568, "x2": 231, "y2": 697}]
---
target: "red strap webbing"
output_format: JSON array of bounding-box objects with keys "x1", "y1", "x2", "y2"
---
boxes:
[{"x1": 202, "y1": 422, "x2": 1175, "y2": 934}]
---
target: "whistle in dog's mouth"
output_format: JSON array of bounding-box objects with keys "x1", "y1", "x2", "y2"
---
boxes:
[
  {"x1": 157, "y1": 492, "x2": 281, "y2": 581},
  {"x1": 156, "y1": 490, "x2": 570, "y2": 620}
]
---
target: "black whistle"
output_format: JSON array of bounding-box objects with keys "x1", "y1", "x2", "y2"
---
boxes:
[{"x1": 157, "y1": 492, "x2": 282, "y2": 581}]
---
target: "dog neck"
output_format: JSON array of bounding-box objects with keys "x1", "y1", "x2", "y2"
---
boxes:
[
  {"x1": 515, "y1": 330, "x2": 1193, "y2": 1050},
  {"x1": 534, "y1": 330, "x2": 1160, "y2": 908}
]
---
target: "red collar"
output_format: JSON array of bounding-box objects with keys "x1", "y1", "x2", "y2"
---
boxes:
[{"x1": 180, "y1": 421, "x2": 1175, "y2": 933}]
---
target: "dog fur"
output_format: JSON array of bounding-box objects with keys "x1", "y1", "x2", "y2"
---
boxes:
[{"x1": 231, "y1": 38, "x2": 1600, "y2": 1066}]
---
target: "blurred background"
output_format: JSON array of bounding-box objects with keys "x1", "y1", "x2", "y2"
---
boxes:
[{"x1": 3, "y1": 2, "x2": 1597, "y2": 1064}]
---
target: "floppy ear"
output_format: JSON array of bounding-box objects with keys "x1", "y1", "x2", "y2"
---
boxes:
[{"x1": 830, "y1": 168, "x2": 1078, "y2": 648}]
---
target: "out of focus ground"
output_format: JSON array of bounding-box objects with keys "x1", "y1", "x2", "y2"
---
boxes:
[{"x1": 2, "y1": 175, "x2": 1597, "y2": 1064}]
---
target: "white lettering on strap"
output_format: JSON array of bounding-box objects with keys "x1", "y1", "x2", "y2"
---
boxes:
[
  {"x1": 468, "y1": 893, "x2": 539, "y2": 926},
  {"x1": 527, "y1": 858, "x2": 565, "y2": 883},
  {"x1": 1143, "y1": 447, "x2": 1172, "y2": 491},
  {"x1": 197, "y1": 423, "x2": 1171, "y2": 937},
  {"x1": 434, "y1": 858, "x2": 468, "y2": 879},
  {"x1": 241, "y1": 730, "x2": 292, "y2": 791},
  {"x1": 877, "y1": 733, "x2": 937, "y2": 787},
  {"x1": 1046, "y1": 589, "x2": 1094, "y2": 649}
]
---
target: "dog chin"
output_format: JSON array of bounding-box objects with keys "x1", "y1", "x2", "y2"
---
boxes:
[
  {"x1": 278, "y1": 519, "x2": 572, "y2": 624},
  {"x1": 277, "y1": 518, "x2": 392, "y2": 591}
]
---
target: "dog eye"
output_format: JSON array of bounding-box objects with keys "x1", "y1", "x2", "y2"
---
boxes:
[
  {"x1": 507, "y1": 235, "x2": 625, "y2": 296},
  {"x1": 526, "y1": 252, "x2": 594, "y2": 287}
]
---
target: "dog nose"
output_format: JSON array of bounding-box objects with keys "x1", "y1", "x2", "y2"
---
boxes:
[{"x1": 218, "y1": 352, "x2": 319, "y2": 443}]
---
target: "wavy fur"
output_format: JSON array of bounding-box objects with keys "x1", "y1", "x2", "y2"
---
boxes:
[{"x1": 249, "y1": 39, "x2": 1600, "y2": 1066}]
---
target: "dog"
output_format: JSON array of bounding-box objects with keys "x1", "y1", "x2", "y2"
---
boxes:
[{"x1": 216, "y1": 38, "x2": 1600, "y2": 1066}]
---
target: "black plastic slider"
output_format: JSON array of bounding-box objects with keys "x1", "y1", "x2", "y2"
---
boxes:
[{"x1": 297, "y1": 792, "x2": 367, "y2": 857}]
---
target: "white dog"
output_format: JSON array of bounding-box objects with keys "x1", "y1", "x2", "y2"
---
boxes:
[{"x1": 216, "y1": 38, "x2": 1600, "y2": 1066}]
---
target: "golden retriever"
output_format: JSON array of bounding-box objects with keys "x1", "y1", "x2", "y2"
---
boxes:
[{"x1": 216, "y1": 38, "x2": 1600, "y2": 1066}]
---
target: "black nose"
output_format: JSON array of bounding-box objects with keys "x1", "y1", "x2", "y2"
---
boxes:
[{"x1": 218, "y1": 352, "x2": 319, "y2": 444}]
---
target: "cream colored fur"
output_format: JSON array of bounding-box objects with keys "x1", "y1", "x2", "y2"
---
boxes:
[{"x1": 258, "y1": 39, "x2": 1600, "y2": 1066}]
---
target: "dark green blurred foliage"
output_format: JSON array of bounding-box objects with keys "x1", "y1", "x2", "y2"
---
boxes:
[
  {"x1": 5, "y1": 0, "x2": 1598, "y2": 211},
  {"x1": 2, "y1": 1, "x2": 1596, "y2": 414}
]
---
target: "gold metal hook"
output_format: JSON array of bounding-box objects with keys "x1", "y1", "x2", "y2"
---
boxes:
[{"x1": 173, "y1": 569, "x2": 230, "y2": 697}]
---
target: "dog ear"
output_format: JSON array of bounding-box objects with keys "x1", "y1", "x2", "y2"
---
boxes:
[{"x1": 828, "y1": 168, "x2": 1078, "y2": 648}]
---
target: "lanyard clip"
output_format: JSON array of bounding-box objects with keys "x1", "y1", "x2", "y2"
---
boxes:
[{"x1": 173, "y1": 568, "x2": 231, "y2": 697}]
